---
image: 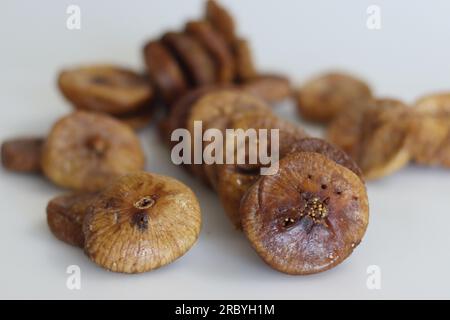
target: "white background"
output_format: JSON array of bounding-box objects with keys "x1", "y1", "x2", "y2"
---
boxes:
[{"x1": 1, "y1": 0, "x2": 450, "y2": 299}]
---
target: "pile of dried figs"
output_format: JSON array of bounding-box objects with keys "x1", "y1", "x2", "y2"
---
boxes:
[
  {"x1": 2, "y1": 0, "x2": 448, "y2": 276},
  {"x1": 296, "y1": 72, "x2": 450, "y2": 180}
]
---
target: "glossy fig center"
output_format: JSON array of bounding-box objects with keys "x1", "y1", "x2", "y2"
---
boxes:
[
  {"x1": 301, "y1": 197, "x2": 329, "y2": 222},
  {"x1": 134, "y1": 196, "x2": 155, "y2": 210}
]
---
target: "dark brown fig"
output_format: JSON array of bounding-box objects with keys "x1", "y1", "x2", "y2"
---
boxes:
[
  {"x1": 242, "y1": 74, "x2": 292, "y2": 104},
  {"x1": 241, "y1": 152, "x2": 369, "y2": 275},
  {"x1": 205, "y1": 0, "x2": 237, "y2": 45},
  {"x1": 58, "y1": 65, "x2": 154, "y2": 115},
  {"x1": 117, "y1": 104, "x2": 154, "y2": 131},
  {"x1": 41, "y1": 111, "x2": 145, "y2": 192},
  {"x1": 185, "y1": 20, "x2": 235, "y2": 84},
  {"x1": 47, "y1": 192, "x2": 98, "y2": 247},
  {"x1": 162, "y1": 32, "x2": 216, "y2": 86},
  {"x1": 296, "y1": 72, "x2": 372, "y2": 123},
  {"x1": 232, "y1": 38, "x2": 258, "y2": 82},
  {"x1": 1, "y1": 137, "x2": 44, "y2": 173},
  {"x1": 83, "y1": 172, "x2": 201, "y2": 274},
  {"x1": 143, "y1": 41, "x2": 188, "y2": 105},
  {"x1": 289, "y1": 138, "x2": 363, "y2": 179}
]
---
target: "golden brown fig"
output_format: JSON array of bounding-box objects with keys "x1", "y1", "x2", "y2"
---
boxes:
[
  {"x1": 408, "y1": 94, "x2": 450, "y2": 167},
  {"x1": 83, "y1": 172, "x2": 201, "y2": 274},
  {"x1": 41, "y1": 111, "x2": 145, "y2": 192},
  {"x1": 162, "y1": 32, "x2": 216, "y2": 86},
  {"x1": 297, "y1": 72, "x2": 372, "y2": 123},
  {"x1": 1, "y1": 137, "x2": 44, "y2": 173},
  {"x1": 357, "y1": 100, "x2": 412, "y2": 180},
  {"x1": 185, "y1": 20, "x2": 235, "y2": 84},
  {"x1": 186, "y1": 90, "x2": 271, "y2": 184},
  {"x1": 414, "y1": 92, "x2": 450, "y2": 115},
  {"x1": 232, "y1": 39, "x2": 258, "y2": 82},
  {"x1": 242, "y1": 74, "x2": 292, "y2": 104},
  {"x1": 47, "y1": 192, "x2": 98, "y2": 247},
  {"x1": 58, "y1": 65, "x2": 153, "y2": 115},
  {"x1": 205, "y1": 0, "x2": 237, "y2": 45},
  {"x1": 241, "y1": 152, "x2": 369, "y2": 275},
  {"x1": 143, "y1": 41, "x2": 188, "y2": 105}
]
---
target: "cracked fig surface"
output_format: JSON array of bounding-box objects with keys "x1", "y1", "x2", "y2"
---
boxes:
[
  {"x1": 83, "y1": 172, "x2": 201, "y2": 274},
  {"x1": 241, "y1": 152, "x2": 369, "y2": 275}
]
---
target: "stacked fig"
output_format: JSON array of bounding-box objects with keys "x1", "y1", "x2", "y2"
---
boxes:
[
  {"x1": 296, "y1": 72, "x2": 450, "y2": 179},
  {"x1": 162, "y1": 87, "x2": 369, "y2": 275},
  {"x1": 143, "y1": 0, "x2": 292, "y2": 107}
]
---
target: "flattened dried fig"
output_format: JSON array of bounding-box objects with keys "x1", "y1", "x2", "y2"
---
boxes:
[
  {"x1": 1, "y1": 137, "x2": 43, "y2": 173},
  {"x1": 47, "y1": 192, "x2": 98, "y2": 247},
  {"x1": 42, "y1": 111, "x2": 145, "y2": 192},
  {"x1": 289, "y1": 138, "x2": 363, "y2": 179},
  {"x1": 143, "y1": 41, "x2": 188, "y2": 105},
  {"x1": 232, "y1": 39, "x2": 257, "y2": 82},
  {"x1": 242, "y1": 74, "x2": 292, "y2": 104},
  {"x1": 185, "y1": 21, "x2": 235, "y2": 84},
  {"x1": 241, "y1": 152, "x2": 369, "y2": 275},
  {"x1": 83, "y1": 172, "x2": 201, "y2": 274},
  {"x1": 58, "y1": 65, "x2": 153, "y2": 115},
  {"x1": 186, "y1": 90, "x2": 271, "y2": 184},
  {"x1": 216, "y1": 112, "x2": 307, "y2": 228},
  {"x1": 162, "y1": 32, "x2": 216, "y2": 86},
  {"x1": 408, "y1": 95, "x2": 450, "y2": 167},
  {"x1": 357, "y1": 100, "x2": 412, "y2": 179},
  {"x1": 205, "y1": 0, "x2": 237, "y2": 45},
  {"x1": 297, "y1": 72, "x2": 372, "y2": 123}
]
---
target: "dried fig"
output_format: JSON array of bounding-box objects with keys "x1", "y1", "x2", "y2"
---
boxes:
[
  {"x1": 185, "y1": 20, "x2": 235, "y2": 84},
  {"x1": 83, "y1": 172, "x2": 201, "y2": 274},
  {"x1": 242, "y1": 74, "x2": 292, "y2": 104},
  {"x1": 241, "y1": 152, "x2": 369, "y2": 275},
  {"x1": 289, "y1": 138, "x2": 363, "y2": 179},
  {"x1": 41, "y1": 111, "x2": 145, "y2": 192},
  {"x1": 58, "y1": 65, "x2": 153, "y2": 115},
  {"x1": 1, "y1": 137, "x2": 44, "y2": 173},
  {"x1": 357, "y1": 100, "x2": 412, "y2": 180},
  {"x1": 47, "y1": 192, "x2": 98, "y2": 247},
  {"x1": 297, "y1": 72, "x2": 372, "y2": 123},
  {"x1": 215, "y1": 112, "x2": 307, "y2": 228},
  {"x1": 414, "y1": 93, "x2": 450, "y2": 115},
  {"x1": 162, "y1": 32, "x2": 216, "y2": 86},
  {"x1": 143, "y1": 41, "x2": 188, "y2": 105},
  {"x1": 205, "y1": 0, "x2": 236, "y2": 45},
  {"x1": 186, "y1": 90, "x2": 271, "y2": 184},
  {"x1": 232, "y1": 39, "x2": 257, "y2": 82}
]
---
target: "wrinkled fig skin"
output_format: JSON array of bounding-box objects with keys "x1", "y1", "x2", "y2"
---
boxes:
[
  {"x1": 143, "y1": 41, "x2": 188, "y2": 105},
  {"x1": 241, "y1": 152, "x2": 369, "y2": 275},
  {"x1": 162, "y1": 32, "x2": 216, "y2": 86},
  {"x1": 1, "y1": 137, "x2": 44, "y2": 173},
  {"x1": 41, "y1": 111, "x2": 145, "y2": 192},
  {"x1": 206, "y1": 0, "x2": 237, "y2": 46},
  {"x1": 296, "y1": 72, "x2": 372, "y2": 123},
  {"x1": 242, "y1": 74, "x2": 292, "y2": 104},
  {"x1": 185, "y1": 20, "x2": 235, "y2": 84},
  {"x1": 83, "y1": 172, "x2": 201, "y2": 274},
  {"x1": 47, "y1": 192, "x2": 98, "y2": 247},
  {"x1": 58, "y1": 65, "x2": 154, "y2": 116},
  {"x1": 289, "y1": 138, "x2": 363, "y2": 179}
]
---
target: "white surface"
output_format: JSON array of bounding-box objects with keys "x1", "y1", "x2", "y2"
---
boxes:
[{"x1": 1, "y1": 0, "x2": 450, "y2": 299}]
